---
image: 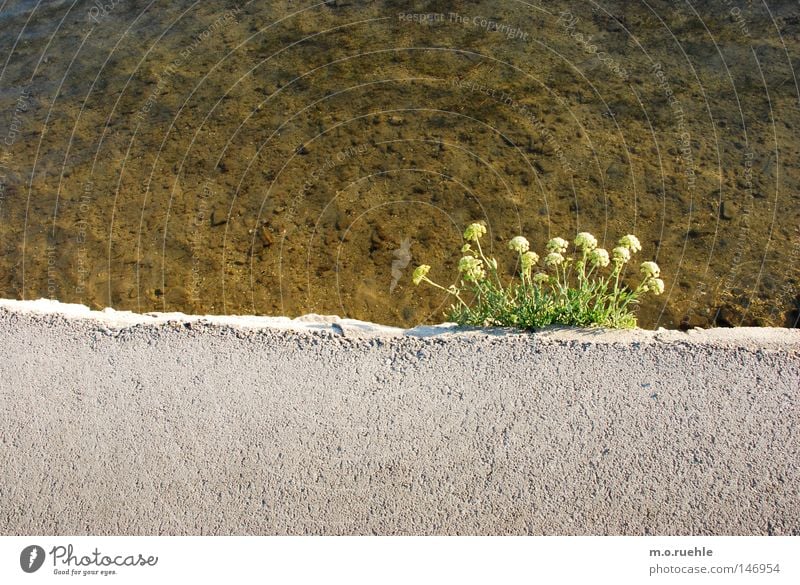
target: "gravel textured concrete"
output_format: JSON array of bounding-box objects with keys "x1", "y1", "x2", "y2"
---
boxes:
[{"x1": 0, "y1": 299, "x2": 798, "y2": 535}]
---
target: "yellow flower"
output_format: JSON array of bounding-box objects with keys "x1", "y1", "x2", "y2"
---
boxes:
[
  {"x1": 546, "y1": 237, "x2": 569, "y2": 254},
  {"x1": 461, "y1": 243, "x2": 472, "y2": 253},
  {"x1": 574, "y1": 232, "x2": 598, "y2": 251},
  {"x1": 463, "y1": 223, "x2": 487, "y2": 242},
  {"x1": 619, "y1": 234, "x2": 642, "y2": 253},
  {"x1": 412, "y1": 264, "x2": 431, "y2": 285},
  {"x1": 520, "y1": 251, "x2": 539, "y2": 276},
  {"x1": 508, "y1": 236, "x2": 530, "y2": 254},
  {"x1": 640, "y1": 261, "x2": 660, "y2": 278},
  {"x1": 588, "y1": 248, "x2": 610, "y2": 267},
  {"x1": 458, "y1": 255, "x2": 486, "y2": 282}
]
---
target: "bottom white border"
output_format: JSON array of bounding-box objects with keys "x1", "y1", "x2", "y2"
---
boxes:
[{"x1": 1, "y1": 536, "x2": 796, "y2": 584}]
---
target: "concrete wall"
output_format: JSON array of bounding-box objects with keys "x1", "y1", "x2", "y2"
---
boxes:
[{"x1": 0, "y1": 300, "x2": 798, "y2": 535}]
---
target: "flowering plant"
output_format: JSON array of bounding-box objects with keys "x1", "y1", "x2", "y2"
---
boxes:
[{"x1": 412, "y1": 224, "x2": 664, "y2": 329}]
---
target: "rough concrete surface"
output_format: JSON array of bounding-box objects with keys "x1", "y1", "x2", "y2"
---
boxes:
[{"x1": 0, "y1": 299, "x2": 798, "y2": 535}]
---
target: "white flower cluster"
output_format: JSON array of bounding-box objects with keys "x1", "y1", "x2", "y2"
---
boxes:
[
  {"x1": 640, "y1": 261, "x2": 660, "y2": 278},
  {"x1": 545, "y1": 252, "x2": 565, "y2": 267},
  {"x1": 618, "y1": 234, "x2": 642, "y2": 253},
  {"x1": 639, "y1": 261, "x2": 664, "y2": 295},
  {"x1": 647, "y1": 278, "x2": 665, "y2": 295},
  {"x1": 546, "y1": 237, "x2": 569, "y2": 254},
  {"x1": 588, "y1": 248, "x2": 610, "y2": 267},
  {"x1": 458, "y1": 255, "x2": 486, "y2": 282},
  {"x1": 508, "y1": 236, "x2": 530, "y2": 254},
  {"x1": 612, "y1": 246, "x2": 631, "y2": 263},
  {"x1": 575, "y1": 232, "x2": 598, "y2": 251}
]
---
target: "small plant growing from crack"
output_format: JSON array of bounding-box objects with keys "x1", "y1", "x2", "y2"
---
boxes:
[{"x1": 412, "y1": 223, "x2": 664, "y2": 329}]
